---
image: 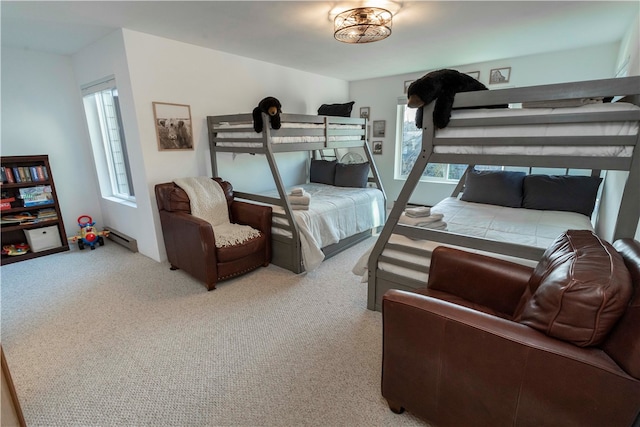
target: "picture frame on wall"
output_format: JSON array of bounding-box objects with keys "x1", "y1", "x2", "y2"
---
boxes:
[
  {"x1": 153, "y1": 102, "x2": 194, "y2": 151},
  {"x1": 372, "y1": 141, "x2": 383, "y2": 155},
  {"x1": 404, "y1": 80, "x2": 414, "y2": 94},
  {"x1": 360, "y1": 107, "x2": 370, "y2": 119},
  {"x1": 372, "y1": 120, "x2": 386, "y2": 137},
  {"x1": 466, "y1": 71, "x2": 480, "y2": 81},
  {"x1": 489, "y1": 67, "x2": 511, "y2": 84}
]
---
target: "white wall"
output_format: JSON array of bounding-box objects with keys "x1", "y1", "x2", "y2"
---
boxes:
[
  {"x1": 350, "y1": 41, "x2": 640, "y2": 242},
  {"x1": 1, "y1": 48, "x2": 102, "y2": 237},
  {"x1": 70, "y1": 29, "x2": 349, "y2": 262}
]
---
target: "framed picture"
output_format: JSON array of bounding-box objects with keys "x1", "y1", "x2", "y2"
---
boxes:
[
  {"x1": 489, "y1": 67, "x2": 511, "y2": 84},
  {"x1": 372, "y1": 141, "x2": 383, "y2": 155},
  {"x1": 360, "y1": 107, "x2": 370, "y2": 119},
  {"x1": 153, "y1": 102, "x2": 193, "y2": 151},
  {"x1": 404, "y1": 80, "x2": 414, "y2": 94},
  {"x1": 372, "y1": 120, "x2": 386, "y2": 138},
  {"x1": 466, "y1": 71, "x2": 480, "y2": 81}
]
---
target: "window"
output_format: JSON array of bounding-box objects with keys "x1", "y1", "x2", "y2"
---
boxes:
[
  {"x1": 81, "y1": 77, "x2": 135, "y2": 203},
  {"x1": 395, "y1": 102, "x2": 468, "y2": 182}
]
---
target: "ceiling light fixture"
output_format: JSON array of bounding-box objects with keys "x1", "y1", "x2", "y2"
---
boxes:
[{"x1": 334, "y1": 7, "x2": 392, "y2": 44}]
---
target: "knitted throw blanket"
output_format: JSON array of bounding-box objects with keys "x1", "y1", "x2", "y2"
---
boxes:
[{"x1": 173, "y1": 177, "x2": 261, "y2": 248}]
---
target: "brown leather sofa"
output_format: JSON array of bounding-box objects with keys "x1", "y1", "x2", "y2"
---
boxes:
[
  {"x1": 155, "y1": 177, "x2": 271, "y2": 290},
  {"x1": 382, "y1": 230, "x2": 640, "y2": 427}
]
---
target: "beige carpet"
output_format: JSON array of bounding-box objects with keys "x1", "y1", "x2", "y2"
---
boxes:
[{"x1": 1, "y1": 238, "x2": 428, "y2": 426}]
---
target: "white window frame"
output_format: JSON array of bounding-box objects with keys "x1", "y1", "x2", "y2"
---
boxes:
[
  {"x1": 81, "y1": 77, "x2": 135, "y2": 204},
  {"x1": 394, "y1": 100, "x2": 467, "y2": 183}
]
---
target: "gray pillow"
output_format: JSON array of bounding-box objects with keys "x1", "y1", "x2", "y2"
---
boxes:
[
  {"x1": 523, "y1": 175, "x2": 602, "y2": 217},
  {"x1": 310, "y1": 160, "x2": 337, "y2": 185},
  {"x1": 334, "y1": 162, "x2": 370, "y2": 188},
  {"x1": 460, "y1": 169, "x2": 525, "y2": 207}
]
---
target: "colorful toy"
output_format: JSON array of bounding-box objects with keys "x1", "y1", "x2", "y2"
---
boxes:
[
  {"x1": 2, "y1": 243, "x2": 29, "y2": 256},
  {"x1": 68, "y1": 215, "x2": 109, "y2": 250}
]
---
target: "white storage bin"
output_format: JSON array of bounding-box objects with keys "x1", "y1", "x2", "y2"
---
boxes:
[{"x1": 25, "y1": 225, "x2": 62, "y2": 253}]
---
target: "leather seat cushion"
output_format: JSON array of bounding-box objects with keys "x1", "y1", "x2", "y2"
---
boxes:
[
  {"x1": 216, "y1": 234, "x2": 265, "y2": 263},
  {"x1": 516, "y1": 230, "x2": 633, "y2": 347}
]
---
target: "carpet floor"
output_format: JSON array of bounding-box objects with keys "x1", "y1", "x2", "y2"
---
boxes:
[{"x1": 1, "y1": 238, "x2": 428, "y2": 426}]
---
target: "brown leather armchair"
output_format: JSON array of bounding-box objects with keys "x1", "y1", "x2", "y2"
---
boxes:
[
  {"x1": 155, "y1": 177, "x2": 271, "y2": 290},
  {"x1": 382, "y1": 231, "x2": 640, "y2": 427}
]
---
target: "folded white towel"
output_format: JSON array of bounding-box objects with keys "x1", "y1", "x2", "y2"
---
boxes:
[
  {"x1": 289, "y1": 194, "x2": 310, "y2": 205},
  {"x1": 292, "y1": 204, "x2": 309, "y2": 210},
  {"x1": 399, "y1": 213, "x2": 443, "y2": 226},
  {"x1": 290, "y1": 187, "x2": 305, "y2": 196},
  {"x1": 405, "y1": 206, "x2": 432, "y2": 217},
  {"x1": 422, "y1": 220, "x2": 447, "y2": 230}
]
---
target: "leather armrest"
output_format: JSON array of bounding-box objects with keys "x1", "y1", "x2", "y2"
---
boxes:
[
  {"x1": 231, "y1": 201, "x2": 272, "y2": 236},
  {"x1": 426, "y1": 246, "x2": 533, "y2": 316}
]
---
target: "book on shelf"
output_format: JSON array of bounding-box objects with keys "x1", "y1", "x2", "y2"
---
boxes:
[
  {"x1": 36, "y1": 166, "x2": 46, "y2": 181},
  {"x1": 12, "y1": 167, "x2": 21, "y2": 183},
  {"x1": 19, "y1": 185, "x2": 54, "y2": 207},
  {"x1": 4, "y1": 167, "x2": 15, "y2": 183}
]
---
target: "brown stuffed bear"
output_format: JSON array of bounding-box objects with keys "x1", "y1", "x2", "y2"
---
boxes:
[
  {"x1": 252, "y1": 96, "x2": 282, "y2": 133},
  {"x1": 407, "y1": 69, "x2": 488, "y2": 129}
]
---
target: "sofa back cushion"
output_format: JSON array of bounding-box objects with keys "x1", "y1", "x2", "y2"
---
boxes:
[
  {"x1": 155, "y1": 178, "x2": 233, "y2": 213},
  {"x1": 515, "y1": 230, "x2": 633, "y2": 347}
]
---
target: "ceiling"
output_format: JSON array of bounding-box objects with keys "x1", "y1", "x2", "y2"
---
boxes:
[{"x1": 2, "y1": 1, "x2": 638, "y2": 81}]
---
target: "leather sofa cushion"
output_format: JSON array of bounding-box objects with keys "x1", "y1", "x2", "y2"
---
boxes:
[
  {"x1": 516, "y1": 230, "x2": 633, "y2": 347},
  {"x1": 217, "y1": 234, "x2": 265, "y2": 263}
]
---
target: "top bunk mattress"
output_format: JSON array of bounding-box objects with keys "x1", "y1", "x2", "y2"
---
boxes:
[{"x1": 434, "y1": 102, "x2": 640, "y2": 157}]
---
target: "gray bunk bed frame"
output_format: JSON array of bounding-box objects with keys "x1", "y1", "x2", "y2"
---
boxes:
[
  {"x1": 207, "y1": 112, "x2": 386, "y2": 274},
  {"x1": 367, "y1": 75, "x2": 640, "y2": 311}
]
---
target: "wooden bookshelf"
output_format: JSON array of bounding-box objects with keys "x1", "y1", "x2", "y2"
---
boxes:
[{"x1": 1, "y1": 155, "x2": 69, "y2": 265}]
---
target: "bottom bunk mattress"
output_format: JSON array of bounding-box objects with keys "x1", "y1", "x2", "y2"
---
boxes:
[
  {"x1": 354, "y1": 197, "x2": 594, "y2": 284},
  {"x1": 267, "y1": 183, "x2": 386, "y2": 272}
]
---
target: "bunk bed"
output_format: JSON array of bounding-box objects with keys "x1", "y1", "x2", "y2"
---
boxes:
[
  {"x1": 364, "y1": 76, "x2": 640, "y2": 311},
  {"x1": 207, "y1": 113, "x2": 386, "y2": 274}
]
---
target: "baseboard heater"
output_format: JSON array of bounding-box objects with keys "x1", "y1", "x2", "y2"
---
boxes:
[{"x1": 104, "y1": 227, "x2": 138, "y2": 252}]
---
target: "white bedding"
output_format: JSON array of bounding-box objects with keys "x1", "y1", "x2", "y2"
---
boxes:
[
  {"x1": 214, "y1": 122, "x2": 363, "y2": 147},
  {"x1": 266, "y1": 183, "x2": 385, "y2": 271},
  {"x1": 353, "y1": 197, "x2": 594, "y2": 283},
  {"x1": 435, "y1": 102, "x2": 639, "y2": 157}
]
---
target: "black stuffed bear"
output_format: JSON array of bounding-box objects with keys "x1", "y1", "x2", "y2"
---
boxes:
[
  {"x1": 407, "y1": 69, "x2": 488, "y2": 129},
  {"x1": 252, "y1": 96, "x2": 282, "y2": 133}
]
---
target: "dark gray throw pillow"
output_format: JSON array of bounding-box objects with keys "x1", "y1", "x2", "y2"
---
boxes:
[
  {"x1": 317, "y1": 101, "x2": 355, "y2": 117},
  {"x1": 310, "y1": 159, "x2": 337, "y2": 185},
  {"x1": 460, "y1": 169, "x2": 526, "y2": 207},
  {"x1": 523, "y1": 175, "x2": 602, "y2": 217},
  {"x1": 334, "y1": 162, "x2": 370, "y2": 188}
]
